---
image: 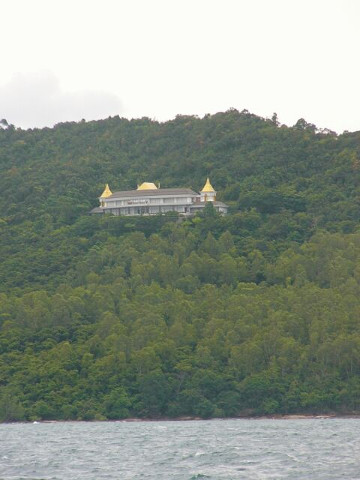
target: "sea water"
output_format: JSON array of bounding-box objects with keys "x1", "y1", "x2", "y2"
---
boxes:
[{"x1": 1, "y1": 418, "x2": 360, "y2": 479}]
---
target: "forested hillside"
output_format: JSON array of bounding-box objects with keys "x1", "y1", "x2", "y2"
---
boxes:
[{"x1": 0, "y1": 110, "x2": 360, "y2": 421}]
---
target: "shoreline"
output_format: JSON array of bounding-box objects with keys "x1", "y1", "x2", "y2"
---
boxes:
[
  {"x1": 14, "y1": 413, "x2": 360, "y2": 424},
  {"x1": 118, "y1": 413, "x2": 360, "y2": 422}
]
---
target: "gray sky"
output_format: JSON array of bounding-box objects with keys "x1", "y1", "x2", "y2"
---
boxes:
[{"x1": 1, "y1": 0, "x2": 360, "y2": 132}]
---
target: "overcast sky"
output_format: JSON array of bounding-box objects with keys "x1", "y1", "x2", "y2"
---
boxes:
[{"x1": 1, "y1": 0, "x2": 359, "y2": 132}]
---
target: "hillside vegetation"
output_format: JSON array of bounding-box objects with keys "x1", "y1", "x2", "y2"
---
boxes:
[{"x1": 0, "y1": 110, "x2": 360, "y2": 421}]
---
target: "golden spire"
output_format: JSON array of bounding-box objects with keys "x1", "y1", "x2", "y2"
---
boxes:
[
  {"x1": 201, "y1": 178, "x2": 215, "y2": 193},
  {"x1": 100, "y1": 184, "x2": 112, "y2": 198},
  {"x1": 137, "y1": 182, "x2": 158, "y2": 190}
]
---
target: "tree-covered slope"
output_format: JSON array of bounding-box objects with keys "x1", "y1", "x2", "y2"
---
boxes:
[{"x1": 0, "y1": 110, "x2": 360, "y2": 421}]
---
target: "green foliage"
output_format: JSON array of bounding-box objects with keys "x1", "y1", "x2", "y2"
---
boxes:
[{"x1": 1, "y1": 111, "x2": 360, "y2": 420}]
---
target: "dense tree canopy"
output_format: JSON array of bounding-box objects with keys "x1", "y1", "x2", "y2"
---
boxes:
[{"x1": 0, "y1": 110, "x2": 360, "y2": 421}]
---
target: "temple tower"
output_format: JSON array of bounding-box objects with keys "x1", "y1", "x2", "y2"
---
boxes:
[
  {"x1": 99, "y1": 184, "x2": 112, "y2": 207},
  {"x1": 200, "y1": 178, "x2": 216, "y2": 202}
]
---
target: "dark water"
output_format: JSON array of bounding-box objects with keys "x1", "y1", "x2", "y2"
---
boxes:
[{"x1": 1, "y1": 418, "x2": 360, "y2": 479}]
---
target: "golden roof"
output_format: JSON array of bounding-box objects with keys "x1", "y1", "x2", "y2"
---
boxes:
[
  {"x1": 137, "y1": 182, "x2": 158, "y2": 190},
  {"x1": 100, "y1": 184, "x2": 112, "y2": 198},
  {"x1": 201, "y1": 178, "x2": 215, "y2": 193}
]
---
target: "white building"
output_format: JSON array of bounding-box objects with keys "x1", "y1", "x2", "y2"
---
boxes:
[{"x1": 90, "y1": 179, "x2": 228, "y2": 216}]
